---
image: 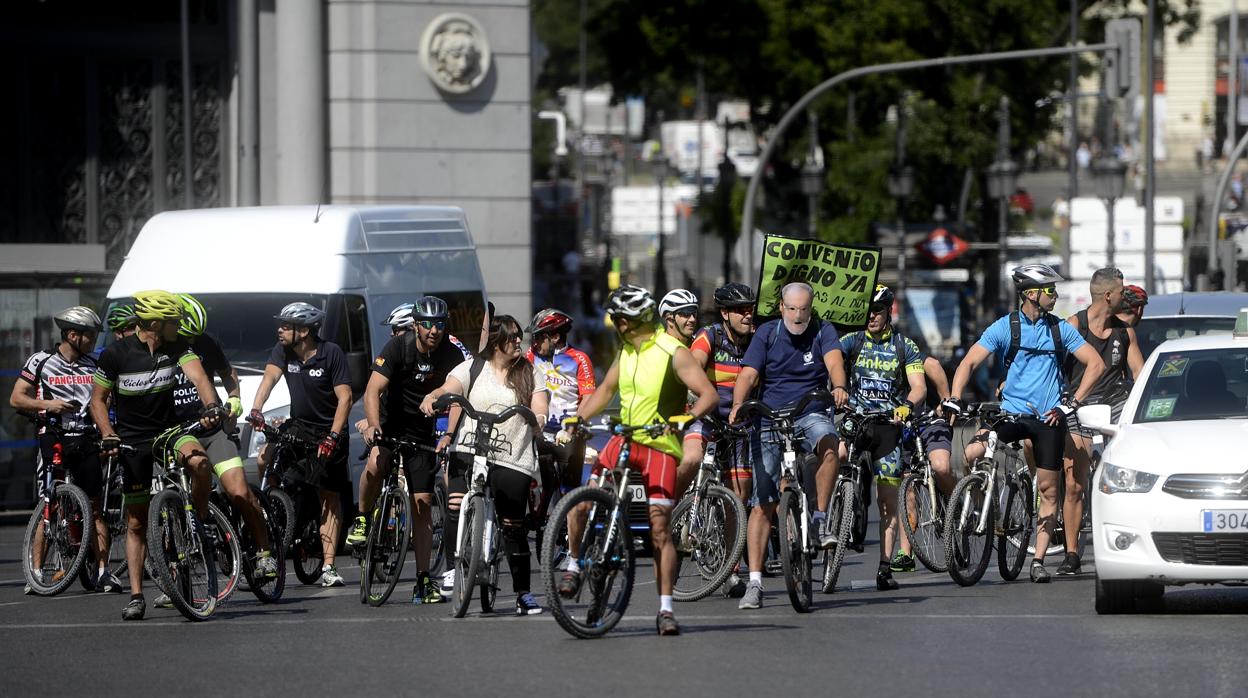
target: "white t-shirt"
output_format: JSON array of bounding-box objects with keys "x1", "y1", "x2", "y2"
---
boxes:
[{"x1": 449, "y1": 358, "x2": 546, "y2": 477}]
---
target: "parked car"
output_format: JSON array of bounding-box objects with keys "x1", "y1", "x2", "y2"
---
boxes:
[{"x1": 1132, "y1": 292, "x2": 1248, "y2": 360}]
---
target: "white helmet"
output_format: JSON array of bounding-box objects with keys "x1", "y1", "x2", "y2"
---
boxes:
[
  {"x1": 658, "y1": 289, "x2": 698, "y2": 316},
  {"x1": 606, "y1": 284, "x2": 656, "y2": 322},
  {"x1": 1011, "y1": 263, "x2": 1064, "y2": 290},
  {"x1": 54, "y1": 306, "x2": 103, "y2": 333},
  {"x1": 382, "y1": 303, "x2": 415, "y2": 329}
]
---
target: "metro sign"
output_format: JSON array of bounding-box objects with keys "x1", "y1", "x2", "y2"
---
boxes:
[{"x1": 916, "y1": 227, "x2": 969, "y2": 266}]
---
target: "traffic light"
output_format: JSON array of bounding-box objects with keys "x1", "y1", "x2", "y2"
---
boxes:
[{"x1": 1105, "y1": 18, "x2": 1141, "y2": 103}]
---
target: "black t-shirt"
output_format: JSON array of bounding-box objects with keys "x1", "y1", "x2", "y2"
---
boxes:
[
  {"x1": 371, "y1": 333, "x2": 467, "y2": 440},
  {"x1": 266, "y1": 340, "x2": 352, "y2": 429},
  {"x1": 94, "y1": 334, "x2": 197, "y2": 440},
  {"x1": 173, "y1": 334, "x2": 228, "y2": 422}
]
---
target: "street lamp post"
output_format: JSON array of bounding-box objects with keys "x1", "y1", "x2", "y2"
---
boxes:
[
  {"x1": 801, "y1": 111, "x2": 825, "y2": 238},
  {"x1": 653, "y1": 155, "x2": 669, "y2": 294},
  {"x1": 1091, "y1": 156, "x2": 1127, "y2": 266},
  {"x1": 986, "y1": 97, "x2": 1018, "y2": 306},
  {"x1": 887, "y1": 163, "x2": 914, "y2": 327}
]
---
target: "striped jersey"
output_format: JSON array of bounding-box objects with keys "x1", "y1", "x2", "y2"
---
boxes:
[
  {"x1": 20, "y1": 347, "x2": 97, "y2": 433},
  {"x1": 94, "y1": 334, "x2": 198, "y2": 439},
  {"x1": 689, "y1": 323, "x2": 751, "y2": 418}
]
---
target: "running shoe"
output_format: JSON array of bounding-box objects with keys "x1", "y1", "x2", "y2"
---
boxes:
[
  {"x1": 656, "y1": 611, "x2": 680, "y2": 636},
  {"x1": 1030, "y1": 560, "x2": 1051, "y2": 583},
  {"x1": 346, "y1": 515, "x2": 369, "y2": 546},
  {"x1": 122, "y1": 596, "x2": 146, "y2": 621},
  {"x1": 721, "y1": 573, "x2": 747, "y2": 599},
  {"x1": 153, "y1": 593, "x2": 173, "y2": 608},
  {"x1": 515, "y1": 592, "x2": 543, "y2": 616},
  {"x1": 889, "y1": 551, "x2": 916, "y2": 573},
  {"x1": 440, "y1": 568, "x2": 456, "y2": 594},
  {"x1": 320, "y1": 564, "x2": 345, "y2": 587},
  {"x1": 1055, "y1": 552, "x2": 1081, "y2": 576},
  {"x1": 876, "y1": 563, "x2": 899, "y2": 591},
  {"x1": 413, "y1": 572, "x2": 443, "y2": 604},
  {"x1": 254, "y1": 551, "x2": 279, "y2": 582},
  {"x1": 738, "y1": 581, "x2": 764, "y2": 609},
  {"x1": 558, "y1": 570, "x2": 582, "y2": 599}
]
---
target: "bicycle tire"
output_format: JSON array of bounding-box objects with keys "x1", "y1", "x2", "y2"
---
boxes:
[
  {"x1": 541, "y1": 485, "x2": 635, "y2": 639},
  {"x1": 245, "y1": 487, "x2": 287, "y2": 603},
  {"x1": 452, "y1": 494, "x2": 485, "y2": 618},
  {"x1": 22, "y1": 483, "x2": 93, "y2": 597},
  {"x1": 429, "y1": 478, "x2": 448, "y2": 575},
  {"x1": 361, "y1": 488, "x2": 410, "y2": 606},
  {"x1": 480, "y1": 518, "x2": 500, "y2": 614},
  {"x1": 292, "y1": 491, "x2": 324, "y2": 585},
  {"x1": 820, "y1": 477, "x2": 856, "y2": 594},
  {"x1": 777, "y1": 489, "x2": 813, "y2": 613},
  {"x1": 205, "y1": 502, "x2": 242, "y2": 603},
  {"x1": 997, "y1": 475, "x2": 1033, "y2": 581},
  {"x1": 898, "y1": 472, "x2": 947, "y2": 573},
  {"x1": 944, "y1": 473, "x2": 993, "y2": 587},
  {"x1": 147, "y1": 489, "x2": 217, "y2": 620},
  {"x1": 671, "y1": 483, "x2": 747, "y2": 602},
  {"x1": 265, "y1": 488, "x2": 298, "y2": 553}
]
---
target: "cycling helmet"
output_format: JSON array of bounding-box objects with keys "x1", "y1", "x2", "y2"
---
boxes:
[
  {"x1": 177, "y1": 293, "x2": 207, "y2": 337},
  {"x1": 133, "y1": 290, "x2": 184, "y2": 321},
  {"x1": 382, "y1": 303, "x2": 416, "y2": 329},
  {"x1": 412, "y1": 295, "x2": 449, "y2": 320},
  {"x1": 54, "y1": 306, "x2": 102, "y2": 333},
  {"x1": 659, "y1": 289, "x2": 699, "y2": 316},
  {"x1": 1123, "y1": 284, "x2": 1148, "y2": 308},
  {"x1": 274, "y1": 301, "x2": 325, "y2": 328},
  {"x1": 871, "y1": 283, "x2": 895, "y2": 308},
  {"x1": 105, "y1": 304, "x2": 137, "y2": 332},
  {"x1": 713, "y1": 282, "x2": 755, "y2": 309},
  {"x1": 526, "y1": 308, "x2": 573, "y2": 336},
  {"x1": 1011, "y1": 263, "x2": 1064, "y2": 290},
  {"x1": 606, "y1": 284, "x2": 657, "y2": 322}
]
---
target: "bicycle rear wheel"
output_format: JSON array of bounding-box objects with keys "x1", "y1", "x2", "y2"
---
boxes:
[
  {"x1": 777, "y1": 489, "x2": 813, "y2": 613},
  {"x1": 821, "y1": 478, "x2": 856, "y2": 594},
  {"x1": 541, "y1": 486, "x2": 634, "y2": 639},
  {"x1": 671, "y1": 484, "x2": 747, "y2": 602},
  {"x1": 361, "y1": 487, "x2": 410, "y2": 606},
  {"x1": 998, "y1": 475, "x2": 1033, "y2": 581},
  {"x1": 206, "y1": 502, "x2": 242, "y2": 603},
  {"x1": 452, "y1": 494, "x2": 485, "y2": 618},
  {"x1": 898, "y1": 472, "x2": 948, "y2": 573},
  {"x1": 944, "y1": 474, "x2": 993, "y2": 587},
  {"x1": 245, "y1": 487, "x2": 288, "y2": 603},
  {"x1": 265, "y1": 488, "x2": 297, "y2": 553},
  {"x1": 480, "y1": 523, "x2": 500, "y2": 614},
  {"x1": 22, "y1": 483, "x2": 93, "y2": 596},
  {"x1": 429, "y1": 478, "x2": 448, "y2": 575},
  {"x1": 147, "y1": 489, "x2": 217, "y2": 620},
  {"x1": 292, "y1": 490, "x2": 324, "y2": 585}
]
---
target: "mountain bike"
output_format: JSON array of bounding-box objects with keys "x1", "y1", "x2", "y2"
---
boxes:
[
  {"x1": 820, "y1": 407, "x2": 894, "y2": 594},
  {"x1": 79, "y1": 448, "x2": 128, "y2": 592},
  {"x1": 671, "y1": 413, "x2": 748, "y2": 602},
  {"x1": 737, "y1": 389, "x2": 834, "y2": 612},
  {"x1": 431, "y1": 394, "x2": 539, "y2": 619},
  {"x1": 541, "y1": 418, "x2": 674, "y2": 638},
  {"x1": 897, "y1": 412, "x2": 951, "y2": 573},
  {"x1": 255, "y1": 421, "x2": 323, "y2": 585},
  {"x1": 356, "y1": 434, "x2": 425, "y2": 606},
  {"x1": 211, "y1": 432, "x2": 287, "y2": 604},
  {"x1": 943, "y1": 404, "x2": 1034, "y2": 586},
  {"x1": 20, "y1": 413, "x2": 94, "y2": 596}
]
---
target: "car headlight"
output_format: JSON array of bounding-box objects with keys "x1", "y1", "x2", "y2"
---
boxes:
[
  {"x1": 1098, "y1": 462, "x2": 1159, "y2": 494},
  {"x1": 247, "y1": 405, "x2": 290, "y2": 458}
]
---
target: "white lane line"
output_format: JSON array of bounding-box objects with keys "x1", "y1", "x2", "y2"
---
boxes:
[{"x1": 0, "y1": 601, "x2": 24, "y2": 608}]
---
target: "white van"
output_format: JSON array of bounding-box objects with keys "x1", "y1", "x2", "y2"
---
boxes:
[{"x1": 104, "y1": 205, "x2": 489, "y2": 487}]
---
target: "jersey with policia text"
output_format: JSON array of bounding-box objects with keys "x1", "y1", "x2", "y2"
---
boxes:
[
  {"x1": 94, "y1": 334, "x2": 199, "y2": 439},
  {"x1": 173, "y1": 334, "x2": 229, "y2": 422}
]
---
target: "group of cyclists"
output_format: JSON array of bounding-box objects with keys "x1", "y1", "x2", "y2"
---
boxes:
[{"x1": 12, "y1": 259, "x2": 1147, "y2": 634}]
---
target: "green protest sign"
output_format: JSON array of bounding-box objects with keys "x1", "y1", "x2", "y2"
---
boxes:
[{"x1": 754, "y1": 235, "x2": 882, "y2": 328}]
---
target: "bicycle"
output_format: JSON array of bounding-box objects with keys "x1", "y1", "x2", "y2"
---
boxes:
[
  {"x1": 670, "y1": 413, "x2": 748, "y2": 602},
  {"x1": 210, "y1": 432, "x2": 287, "y2": 604},
  {"x1": 540, "y1": 417, "x2": 673, "y2": 638},
  {"x1": 20, "y1": 413, "x2": 94, "y2": 596},
  {"x1": 819, "y1": 406, "x2": 895, "y2": 595},
  {"x1": 431, "y1": 394, "x2": 539, "y2": 619},
  {"x1": 79, "y1": 447, "x2": 128, "y2": 592},
  {"x1": 943, "y1": 404, "x2": 1035, "y2": 587},
  {"x1": 736, "y1": 389, "x2": 834, "y2": 613},
  {"x1": 356, "y1": 434, "x2": 426, "y2": 606},
  {"x1": 897, "y1": 411, "x2": 951, "y2": 573},
  {"x1": 255, "y1": 421, "x2": 323, "y2": 586}
]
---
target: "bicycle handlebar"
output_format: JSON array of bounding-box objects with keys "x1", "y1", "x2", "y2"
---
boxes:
[
  {"x1": 432, "y1": 393, "x2": 540, "y2": 430},
  {"x1": 736, "y1": 388, "x2": 833, "y2": 424}
]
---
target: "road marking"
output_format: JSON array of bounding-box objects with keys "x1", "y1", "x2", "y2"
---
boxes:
[{"x1": 0, "y1": 601, "x2": 24, "y2": 608}]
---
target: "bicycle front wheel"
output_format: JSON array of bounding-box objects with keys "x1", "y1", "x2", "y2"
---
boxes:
[
  {"x1": 451, "y1": 494, "x2": 485, "y2": 618},
  {"x1": 22, "y1": 483, "x2": 93, "y2": 597},
  {"x1": 541, "y1": 486, "x2": 634, "y2": 639},
  {"x1": 291, "y1": 490, "x2": 324, "y2": 586},
  {"x1": 944, "y1": 474, "x2": 993, "y2": 587},
  {"x1": 997, "y1": 475, "x2": 1034, "y2": 581},
  {"x1": 898, "y1": 472, "x2": 947, "y2": 573},
  {"x1": 671, "y1": 484, "x2": 747, "y2": 602},
  {"x1": 147, "y1": 489, "x2": 217, "y2": 621},
  {"x1": 429, "y1": 478, "x2": 448, "y2": 575},
  {"x1": 778, "y1": 489, "x2": 813, "y2": 613},
  {"x1": 265, "y1": 488, "x2": 298, "y2": 553},
  {"x1": 207, "y1": 502, "x2": 242, "y2": 603},
  {"x1": 821, "y1": 478, "x2": 856, "y2": 594},
  {"x1": 245, "y1": 487, "x2": 288, "y2": 603},
  {"x1": 361, "y1": 487, "x2": 410, "y2": 606}
]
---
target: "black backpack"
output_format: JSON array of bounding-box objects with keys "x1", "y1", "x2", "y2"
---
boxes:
[{"x1": 1003, "y1": 311, "x2": 1067, "y2": 386}]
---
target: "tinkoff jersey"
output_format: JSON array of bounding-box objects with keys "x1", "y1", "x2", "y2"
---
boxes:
[{"x1": 839, "y1": 329, "x2": 924, "y2": 413}]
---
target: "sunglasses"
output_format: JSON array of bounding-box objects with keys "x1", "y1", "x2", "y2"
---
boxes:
[
  {"x1": 1037, "y1": 286, "x2": 1058, "y2": 297},
  {"x1": 868, "y1": 305, "x2": 889, "y2": 316},
  {"x1": 505, "y1": 331, "x2": 523, "y2": 343},
  {"x1": 416, "y1": 319, "x2": 446, "y2": 330}
]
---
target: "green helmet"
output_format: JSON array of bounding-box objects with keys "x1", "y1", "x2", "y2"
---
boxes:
[
  {"x1": 177, "y1": 293, "x2": 207, "y2": 337},
  {"x1": 106, "y1": 304, "x2": 137, "y2": 332}
]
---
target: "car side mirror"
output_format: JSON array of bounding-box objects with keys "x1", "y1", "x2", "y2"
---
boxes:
[{"x1": 1076, "y1": 403, "x2": 1118, "y2": 437}]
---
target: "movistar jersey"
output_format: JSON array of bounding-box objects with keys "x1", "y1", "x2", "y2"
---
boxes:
[
  {"x1": 20, "y1": 347, "x2": 97, "y2": 433},
  {"x1": 618, "y1": 330, "x2": 686, "y2": 458},
  {"x1": 840, "y1": 329, "x2": 924, "y2": 413},
  {"x1": 526, "y1": 345, "x2": 596, "y2": 432},
  {"x1": 94, "y1": 334, "x2": 198, "y2": 439},
  {"x1": 689, "y1": 323, "x2": 751, "y2": 418}
]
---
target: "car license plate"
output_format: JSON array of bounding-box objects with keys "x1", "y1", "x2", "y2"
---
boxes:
[
  {"x1": 629, "y1": 484, "x2": 646, "y2": 502},
  {"x1": 1201, "y1": 510, "x2": 1248, "y2": 532}
]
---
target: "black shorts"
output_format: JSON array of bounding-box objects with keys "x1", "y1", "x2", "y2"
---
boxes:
[
  {"x1": 280, "y1": 420, "x2": 350, "y2": 493},
  {"x1": 119, "y1": 437, "x2": 158, "y2": 504},
  {"x1": 920, "y1": 418, "x2": 953, "y2": 453},
  {"x1": 995, "y1": 416, "x2": 1066, "y2": 472},
  {"x1": 37, "y1": 433, "x2": 103, "y2": 498},
  {"x1": 384, "y1": 444, "x2": 439, "y2": 495}
]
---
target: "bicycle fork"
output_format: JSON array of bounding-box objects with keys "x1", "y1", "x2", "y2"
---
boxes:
[{"x1": 782, "y1": 445, "x2": 810, "y2": 552}]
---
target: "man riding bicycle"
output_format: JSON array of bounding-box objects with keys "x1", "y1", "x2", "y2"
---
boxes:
[
  {"x1": 895, "y1": 354, "x2": 958, "y2": 569},
  {"x1": 658, "y1": 289, "x2": 704, "y2": 494},
  {"x1": 837, "y1": 284, "x2": 927, "y2": 591},
  {"x1": 249, "y1": 301, "x2": 353, "y2": 588},
  {"x1": 729, "y1": 281, "x2": 849, "y2": 610},
  {"x1": 945, "y1": 264, "x2": 1105, "y2": 582},
  {"x1": 90, "y1": 290, "x2": 226, "y2": 620},
  {"x1": 560, "y1": 284, "x2": 717, "y2": 636}
]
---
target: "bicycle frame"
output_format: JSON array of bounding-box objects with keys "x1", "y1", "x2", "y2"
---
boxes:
[{"x1": 960, "y1": 416, "x2": 1026, "y2": 537}]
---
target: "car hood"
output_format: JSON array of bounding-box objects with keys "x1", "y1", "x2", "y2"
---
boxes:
[{"x1": 1105, "y1": 420, "x2": 1248, "y2": 475}]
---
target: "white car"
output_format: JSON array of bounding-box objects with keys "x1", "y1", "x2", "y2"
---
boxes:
[{"x1": 1086, "y1": 312, "x2": 1248, "y2": 613}]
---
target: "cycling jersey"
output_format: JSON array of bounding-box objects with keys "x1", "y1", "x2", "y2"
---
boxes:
[
  {"x1": 371, "y1": 332, "x2": 464, "y2": 441},
  {"x1": 20, "y1": 347, "x2": 97, "y2": 433},
  {"x1": 840, "y1": 328, "x2": 924, "y2": 413},
  {"x1": 617, "y1": 330, "x2": 686, "y2": 459},
  {"x1": 94, "y1": 334, "x2": 198, "y2": 439},
  {"x1": 977, "y1": 312, "x2": 1086, "y2": 415},
  {"x1": 743, "y1": 319, "x2": 842, "y2": 417},
  {"x1": 526, "y1": 345, "x2": 595, "y2": 432},
  {"x1": 267, "y1": 339, "x2": 351, "y2": 430},
  {"x1": 173, "y1": 333, "x2": 229, "y2": 422},
  {"x1": 689, "y1": 322, "x2": 751, "y2": 418}
]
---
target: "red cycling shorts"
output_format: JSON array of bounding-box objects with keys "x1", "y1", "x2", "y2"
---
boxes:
[{"x1": 592, "y1": 435, "x2": 678, "y2": 507}]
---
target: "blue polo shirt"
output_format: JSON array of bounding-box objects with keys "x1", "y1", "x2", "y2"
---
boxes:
[
  {"x1": 977, "y1": 312, "x2": 1086, "y2": 415},
  {"x1": 743, "y1": 319, "x2": 843, "y2": 417}
]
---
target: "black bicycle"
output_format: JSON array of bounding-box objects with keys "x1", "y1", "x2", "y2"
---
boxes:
[
  {"x1": 255, "y1": 421, "x2": 323, "y2": 586},
  {"x1": 356, "y1": 434, "x2": 424, "y2": 607},
  {"x1": 821, "y1": 407, "x2": 894, "y2": 594},
  {"x1": 20, "y1": 413, "x2": 94, "y2": 596},
  {"x1": 211, "y1": 431, "x2": 287, "y2": 604},
  {"x1": 897, "y1": 412, "x2": 951, "y2": 573}
]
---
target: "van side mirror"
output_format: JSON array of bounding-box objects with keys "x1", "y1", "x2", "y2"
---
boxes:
[
  {"x1": 346, "y1": 351, "x2": 369, "y2": 397},
  {"x1": 1076, "y1": 403, "x2": 1118, "y2": 437}
]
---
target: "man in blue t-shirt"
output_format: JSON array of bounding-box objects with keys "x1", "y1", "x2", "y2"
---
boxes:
[
  {"x1": 729, "y1": 282, "x2": 848, "y2": 609},
  {"x1": 945, "y1": 264, "x2": 1104, "y2": 583}
]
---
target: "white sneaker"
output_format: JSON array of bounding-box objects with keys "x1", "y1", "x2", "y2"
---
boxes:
[
  {"x1": 320, "y1": 564, "x2": 345, "y2": 587},
  {"x1": 440, "y1": 568, "x2": 456, "y2": 593}
]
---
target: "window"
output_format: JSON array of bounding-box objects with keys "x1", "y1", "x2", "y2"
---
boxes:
[{"x1": 1134, "y1": 348, "x2": 1248, "y2": 423}]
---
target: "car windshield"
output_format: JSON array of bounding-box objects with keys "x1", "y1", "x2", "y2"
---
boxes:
[
  {"x1": 1133, "y1": 347, "x2": 1248, "y2": 423},
  {"x1": 1134, "y1": 316, "x2": 1235, "y2": 360}
]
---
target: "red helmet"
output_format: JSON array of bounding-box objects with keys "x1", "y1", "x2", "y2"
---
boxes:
[
  {"x1": 1123, "y1": 284, "x2": 1148, "y2": 308},
  {"x1": 526, "y1": 308, "x2": 573, "y2": 336}
]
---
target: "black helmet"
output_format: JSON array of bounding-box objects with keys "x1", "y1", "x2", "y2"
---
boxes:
[
  {"x1": 713, "y1": 282, "x2": 755, "y2": 309},
  {"x1": 870, "y1": 284, "x2": 895, "y2": 309},
  {"x1": 412, "y1": 295, "x2": 449, "y2": 320}
]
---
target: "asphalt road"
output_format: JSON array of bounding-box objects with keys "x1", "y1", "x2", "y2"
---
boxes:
[{"x1": 2, "y1": 519, "x2": 1246, "y2": 697}]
